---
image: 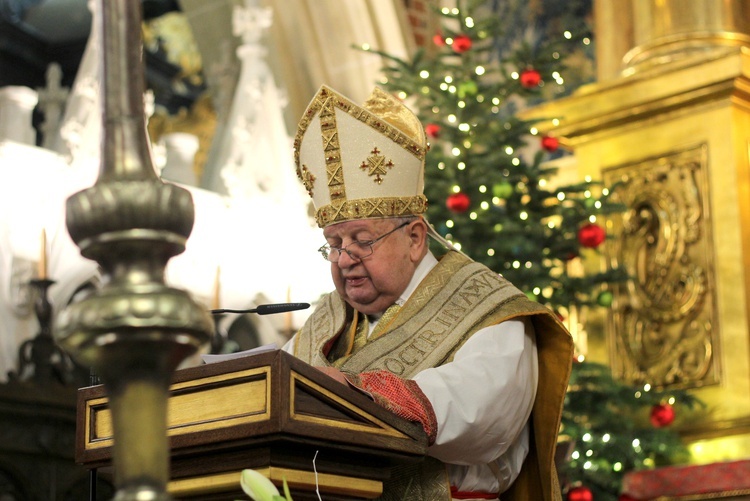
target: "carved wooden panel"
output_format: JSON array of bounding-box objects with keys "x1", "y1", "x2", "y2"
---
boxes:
[{"x1": 603, "y1": 144, "x2": 720, "y2": 389}]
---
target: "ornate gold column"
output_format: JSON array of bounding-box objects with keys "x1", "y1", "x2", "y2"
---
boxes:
[
  {"x1": 525, "y1": 0, "x2": 750, "y2": 461},
  {"x1": 54, "y1": 1, "x2": 213, "y2": 499}
]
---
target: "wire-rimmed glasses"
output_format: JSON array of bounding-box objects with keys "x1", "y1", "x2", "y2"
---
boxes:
[{"x1": 318, "y1": 221, "x2": 410, "y2": 262}]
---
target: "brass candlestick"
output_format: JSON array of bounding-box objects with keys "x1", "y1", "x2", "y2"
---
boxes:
[{"x1": 54, "y1": 1, "x2": 213, "y2": 500}]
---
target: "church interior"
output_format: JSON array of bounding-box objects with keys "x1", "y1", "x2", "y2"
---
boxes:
[{"x1": 1, "y1": 0, "x2": 750, "y2": 500}]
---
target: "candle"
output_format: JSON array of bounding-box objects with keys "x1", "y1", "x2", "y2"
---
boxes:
[
  {"x1": 212, "y1": 266, "x2": 221, "y2": 310},
  {"x1": 38, "y1": 229, "x2": 47, "y2": 279}
]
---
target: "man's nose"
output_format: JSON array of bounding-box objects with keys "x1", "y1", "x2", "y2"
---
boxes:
[{"x1": 336, "y1": 249, "x2": 359, "y2": 268}]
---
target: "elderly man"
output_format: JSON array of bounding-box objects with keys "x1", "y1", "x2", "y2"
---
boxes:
[{"x1": 284, "y1": 85, "x2": 573, "y2": 501}]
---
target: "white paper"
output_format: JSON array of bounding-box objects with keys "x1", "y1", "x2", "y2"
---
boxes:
[{"x1": 201, "y1": 343, "x2": 277, "y2": 364}]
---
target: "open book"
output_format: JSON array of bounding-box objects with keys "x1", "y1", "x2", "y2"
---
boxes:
[{"x1": 201, "y1": 343, "x2": 278, "y2": 364}]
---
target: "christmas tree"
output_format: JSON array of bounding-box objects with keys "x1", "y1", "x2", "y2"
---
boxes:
[{"x1": 360, "y1": 1, "x2": 702, "y2": 499}]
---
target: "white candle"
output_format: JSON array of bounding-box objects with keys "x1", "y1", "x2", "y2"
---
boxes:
[{"x1": 38, "y1": 229, "x2": 47, "y2": 279}]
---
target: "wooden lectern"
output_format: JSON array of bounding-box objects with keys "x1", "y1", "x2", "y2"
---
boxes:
[{"x1": 75, "y1": 350, "x2": 428, "y2": 500}]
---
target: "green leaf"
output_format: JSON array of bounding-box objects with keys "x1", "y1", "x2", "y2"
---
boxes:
[{"x1": 240, "y1": 469, "x2": 281, "y2": 501}]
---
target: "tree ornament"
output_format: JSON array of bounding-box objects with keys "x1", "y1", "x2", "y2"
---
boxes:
[
  {"x1": 520, "y1": 68, "x2": 542, "y2": 88},
  {"x1": 457, "y1": 80, "x2": 479, "y2": 98},
  {"x1": 567, "y1": 485, "x2": 593, "y2": 501},
  {"x1": 452, "y1": 34, "x2": 472, "y2": 53},
  {"x1": 541, "y1": 135, "x2": 559, "y2": 152},
  {"x1": 650, "y1": 403, "x2": 676, "y2": 427},
  {"x1": 492, "y1": 181, "x2": 513, "y2": 199},
  {"x1": 446, "y1": 192, "x2": 471, "y2": 213},
  {"x1": 619, "y1": 494, "x2": 638, "y2": 501},
  {"x1": 578, "y1": 223, "x2": 606, "y2": 248},
  {"x1": 433, "y1": 32, "x2": 446, "y2": 46},
  {"x1": 425, "y1": 123, "x2": 441, "y2": 139},
  {"x1": 597, "y1": 290, "x2": 614, "y2": 307}
]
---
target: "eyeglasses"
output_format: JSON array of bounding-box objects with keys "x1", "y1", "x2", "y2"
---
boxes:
[{"x1": 318, "y1": 221, "x2": 410, "y2": 262}]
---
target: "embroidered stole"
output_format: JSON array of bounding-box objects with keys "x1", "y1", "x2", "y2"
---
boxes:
[{"x1": 293, "y1": 251, "x2": 573, "y2": 501}]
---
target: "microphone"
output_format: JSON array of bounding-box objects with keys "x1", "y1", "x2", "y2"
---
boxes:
[{"x1": 210, "y1": 302, "x2": 310, "y2": 315}]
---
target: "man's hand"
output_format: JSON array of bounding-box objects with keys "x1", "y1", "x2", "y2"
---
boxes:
[{"x1": 315, "y1": 366, "x2": 349, "y2": 385}]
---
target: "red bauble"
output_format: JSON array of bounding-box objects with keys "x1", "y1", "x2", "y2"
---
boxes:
[
  {"x1": 650, "y1": 403, "x2": 676, "y2": 427},
  {"x1": 452, "y1": 34, "x2": 472, "y2": 53},
  {"x1": 425, "y1": 123, "x2": 441, "y2": 139},
  {"x1": 433, "y1": 32, "x2": 446, "y2": 47},
  {"x1": 619, "y1": 494, "x2": 639, "y2": 501},
  {"x1": 520, "y1": 68, "x2": 542, "y2": 88},
  {"x1": 567, "y1": 486, "x2": 593, "y2": 501},
  {"x1": 541, "y1": 135, "x2": 559, "y2": 152},
  {"x1": 446, "y1": 192, "x2": 471, "y2": 213},
  {"x1": 578, "y1": 223, "x2": 606, "y2": 248}
]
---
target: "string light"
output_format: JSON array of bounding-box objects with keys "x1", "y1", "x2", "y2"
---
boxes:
[
  {"x1": 583, "y1": 461, "x2": 592, "y2": 470},
  {"x1": 452, "y1": 185, "x2": 461, "y2": 193},
  {"x1": 465, "y1": 16, "x2": 475, "y2": 27},
  {"x1": 361, "y1": 43, "x2": 370, "y2": 50},
  {"x1": 512, "y1": 158, "x2": 520, "y2": 166},
  {"x1": 448, "y1": 85, "x2": 457, "y2": 93},
  {"x1": 445, "y1": 37, "x2": 454, "y2": 45},
  {"x1": 487, "y1": 249, "x2": 495, "y2": 256},
  {"x1": 602, "y1": 433, "x2": 611, "y2": 442},
  {"x1": 511, "y1": 71, "x2": 519, "y2": 80},
  {"x1": 583, "y1": 433, "x2": 592, "y2": 442},
  {"x1": 445, "y1": 76, "x2": 453, "y2": 83},
  {"x1": 603, "y1": 188, "x2": 610, "y2": 195},
  {"x1": 512, "y1": 261, "x2": 520, "y2": 269},
  {"x1": 644, "y1": 383, "x2": 651, "y2": 391},
  {"x1": 585, "y1": 175, "x2": 592, "y2": 182},
  {"x1": 478, "y1": 185, "x2": 487, "y2": 193},
  {"x1": 446, "y1": 220, "x2": 454, "y2": 228},
  {"x1": 469, "y1": 212, "x2": 477, "y2": 220},
  {"x1": 452, "y1": 147, "x2": 461, "y2": 156},
  {"x1": 480, "y1": 201, "x2": 489, "y2": 210},
  {"x1": 475, "y1": 65, "x2": 485, "y2": 75},
  {"x1": 571, "y1": 451, "x2": 580, "y2": 460},
  {"x1": 530, "y1": 127, "x2": 538, "y2": 135},
  {"x1": 589, "y1": 215, "x2": 597, "y2": 223},
  {"x1": 594, "y1": 201, "x2": 602, "y2": 209},
  {"x1": 552, "y1": 118, "x2": 560, "y2": 126},
  {"x1": 476, "y1": 95, "x2": 484, "y2": 102},
  {"x1": 438, "y1": 162, "x2": 446, "y2": 170},
  {"x1": 420, "y1": 70, "x2": 430, "y2": 78},
  {"x1": 457, "y1": 161, "x2": 466, "y2": 170},
  {"x1": 564, "y1": 31, "x2": 572, "y2": 39},
  {"x1": 520, "y1": 211, "x2": 528, "y2": 220},
  {"x1": 557, "y1": 193, "x2": 565, "y2": 201},
  {"x1": 613, "y1": 462, "x2": 623, "y2": 472},
  {"x1": 492, "y1": 97, "x2": 501, "y2": 105},
  {"x1": 397, "y1": 91, "x2": 407, "y2": 99},
  {"x1": 505, "y1": 146, "x2": 514, "y2": 154},
  {"x1": 459, "y1": 123, "x2": 470, "y2": 131},
  {"x1": 440, "y1": 83, "x2": 449, "y2": 91},
  {"x1": 447, "y1": 114, "x2": 457, "y2": 123},
  {"x1": 458, "y1": 101, "x2": 466, "y2": 108}
]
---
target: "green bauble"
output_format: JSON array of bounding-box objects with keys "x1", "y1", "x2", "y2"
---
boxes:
[
  {"x1": 597, "y1": 290, "x2": 614, "y2": 307},
  {"x1": 492, "y1": 182, "x2": 513, "y2": 199},
  {"x1": 457, "y1": 80, "x2": 478, "y2": 98}
]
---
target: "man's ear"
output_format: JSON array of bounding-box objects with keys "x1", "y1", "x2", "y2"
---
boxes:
[{"x1": 408, "y1": 219, "x2": 429, "y2": 261}]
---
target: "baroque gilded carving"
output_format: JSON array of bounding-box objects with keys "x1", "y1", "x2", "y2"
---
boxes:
[{"x1": 603, "y1": 144, "x2": 719, "y2": 389}]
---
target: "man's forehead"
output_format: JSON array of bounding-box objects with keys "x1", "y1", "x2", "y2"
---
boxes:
[{"x1": 323, "y1": 218, "x2": 393, "y2": 237}]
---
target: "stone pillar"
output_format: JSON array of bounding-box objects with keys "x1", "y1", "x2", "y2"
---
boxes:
[{"x1": 525, "y1": 0, "x2": 750, "y2": 460}]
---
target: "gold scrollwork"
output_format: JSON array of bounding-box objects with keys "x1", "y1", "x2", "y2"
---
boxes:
[{"x1": 603, "y1": 144, "x2": 719, "y2": 389}]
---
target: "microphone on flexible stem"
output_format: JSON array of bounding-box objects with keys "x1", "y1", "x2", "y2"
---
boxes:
[{"x1": 210, "y1": 302, "x2": 311, "y2": 315}]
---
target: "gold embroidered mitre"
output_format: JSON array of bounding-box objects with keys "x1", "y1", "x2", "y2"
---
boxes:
[{"x1": 294, "y1": 85, "x2": 428, "y2": 227}]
